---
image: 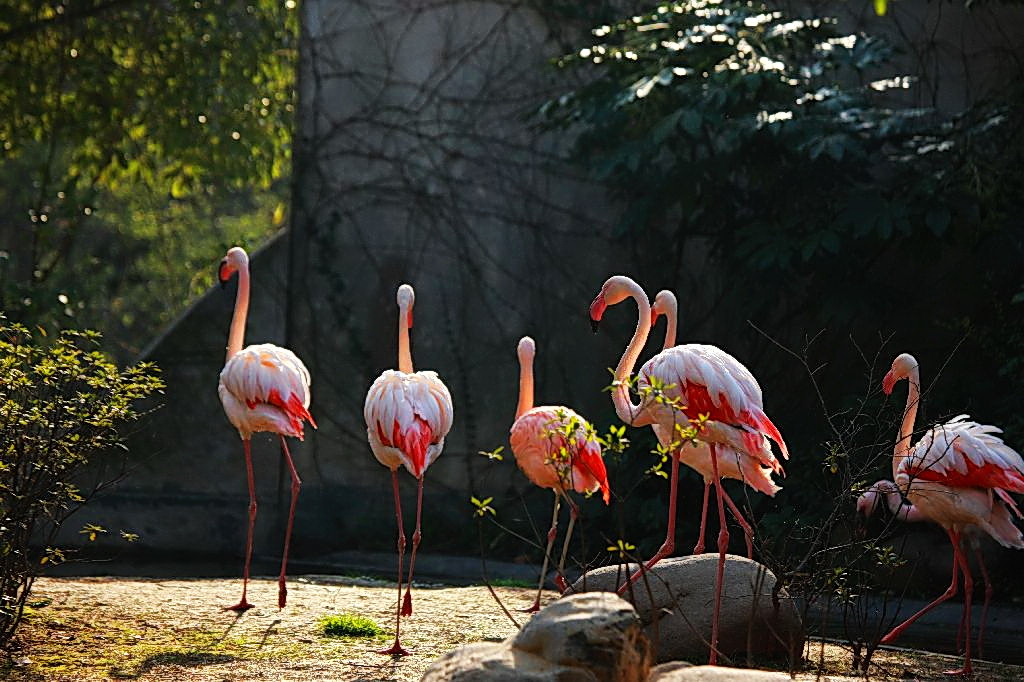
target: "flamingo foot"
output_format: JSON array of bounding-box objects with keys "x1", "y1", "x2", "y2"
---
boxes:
[
  {"x1": 401, "y1": 591, "x2": 413, "y2": 617},
  {"x1": 693, "y1": 541, "x2": 705, "y2": 555},
  {"x1": 224, "y1": 600, "x2": 254, "y2": 613},
  {"x1": 554, "y1": 575, "x2": 569, "y2": 593},
  {"x1": 278, "y1": 580, "x2": 288, "y2": 609},
  {"x1": 378, "y1": 640, "x2": 411, "y2": 656},
  {"x1": 519, "y1": 599, "x2": 541, "y2": 613}
]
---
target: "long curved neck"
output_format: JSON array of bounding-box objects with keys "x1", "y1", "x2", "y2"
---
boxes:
[
  {"x1": 613, "y1": 282, "x2": 652, "y2": 425},
  {"x1": 893, "y1": 366, "x2": 921, "y2": 476},
  {"x1": 662, "y1": 308, "x2": 677, "y2": 350},
  {"x1": 398, "y1": 302, "x2": 413, "y2": 373},
  {"x1": 226, "y1": 262, "x2": 250, "y2": 362},
  {"x1": 877, "y1": 483, "x2": 925, "y2": 523},
  {"x1": 516, "y1": 351, "x2": 534, "y2": 419}
]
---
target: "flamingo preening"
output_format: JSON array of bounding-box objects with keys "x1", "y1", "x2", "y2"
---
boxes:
[
  {"x1": 589, "y1": 275, "x2": 788, "y2": 665},
  {"x1": 364, "y1": 284, "x2": 454, "y2": 656},
  {"x1": 217, "y1": 246, "x2": 316, "y2": 611},
  {"x1": 652, "y1": 290, "x2": 784, "y2": 558},
  {"x1": 875, "y1": 353, "x2": 1024, "y2": 675},
  {"x1": 509, "y1": 336, "x2": 611, "y2": 612}
]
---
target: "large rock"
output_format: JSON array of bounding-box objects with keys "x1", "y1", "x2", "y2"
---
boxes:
[
  {"x1": 649, "y1": 665, "x2": 790, "y2": 681},
  {"x1": 421, "y1": 592, "x2": 652, "y2": 681},
  {"x1": 571, "y1": 555, "x2": 803, "y2": 664}
]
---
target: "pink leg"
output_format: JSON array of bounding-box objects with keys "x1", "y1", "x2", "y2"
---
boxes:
[
  {"x1": 880, "y1": 529, "x2": 961, "y2": 646},
  {"x1": 974, "y1": 544, "x2": 992, "y2": 658},
  {"x1": 555, "y1": 500, "x2": 579, "y2": 593},
  {"x1": 524, "y1": 492, "x2": 560, "y2": 613},
  {"x1": 693, "y1": 481, "x2": 711, "y2": 555},
  {"x1": 946, "y1": 535, "x2": 973, "y2": 676},
  {"x1": 226, "y1": 439, "x2": 256, "y2": 612},
  {"x1": 277, "y1": 436, "x2": 302, "y2": 609},
  {"x1": 618, "y1": 454, "x2": 680, "y2": 595},
  {"x1": 708, "y1": 443, "x2": 728, "y2": 666},
  {"x1": 379, "y1": 470, "x2": 409, "y2": 656},
  {"x1": 401, "y1": 476, "x2": 425, "y2": 617},
  {"x1": 720, "y1": 486, "x2": 754, "y2": 559}
]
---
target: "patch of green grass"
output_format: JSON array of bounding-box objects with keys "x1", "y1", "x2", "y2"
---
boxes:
[
  {"x1": 318, "y1": 613, "x2": 384, "y2": 638},
  {"x1": 483, "y1": 577, "x2": 534, "y2": 588}
]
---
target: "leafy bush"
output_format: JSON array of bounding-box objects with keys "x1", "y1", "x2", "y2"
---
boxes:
[
  {"x1": 0, "y1": 320, "x2": 163, "y2": 646},
  {"x1": 318, "y1": 613, "x2": 384, "y2": 638}
]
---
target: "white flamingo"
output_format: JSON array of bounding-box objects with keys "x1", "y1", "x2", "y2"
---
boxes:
[
  {"x1": 589, "y1": 275, "x2": 787, "y2": 665},
  {"x1": 509, "y1": 336, "x2": 611, "y2": 612},
  {"x1": 217, "y1": 246, "x2": 316, "y2": 611},
  {"x1": 364, "y1": 284, "x2": 453, "y2": 656},
  {"x1": 875, "y1": 353, "x2": 1024, "y2": 675}
]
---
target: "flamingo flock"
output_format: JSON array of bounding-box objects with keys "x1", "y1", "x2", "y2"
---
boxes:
[{"x1": 215, "y1": 247, "x2": 1023, "y2": 672}]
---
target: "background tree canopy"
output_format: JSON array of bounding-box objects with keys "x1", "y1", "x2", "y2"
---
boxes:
[{"x1": 0, "y1": 0, "x2": 297, "y2": 358}]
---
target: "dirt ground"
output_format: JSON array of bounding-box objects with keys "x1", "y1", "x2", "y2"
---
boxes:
[{"x1": 5, "y1": 575, "x2": 1024, "y2": 681}]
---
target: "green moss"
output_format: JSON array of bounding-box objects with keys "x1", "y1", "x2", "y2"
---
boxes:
[{"x1": 317, "y1": 613, "x2": 384, "y2": 638}]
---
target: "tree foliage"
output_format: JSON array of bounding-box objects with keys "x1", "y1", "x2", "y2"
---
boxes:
[
  {"x1": 0, "y1": 1, "x2": 297, "y2": 356},
  {"x1": 0, "y1": 319, "x2": 163, "y2": 647}
]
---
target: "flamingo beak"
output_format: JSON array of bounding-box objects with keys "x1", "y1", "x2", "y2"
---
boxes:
[
  {"x1": 589, "y1": 295, "x2": 607, "y2": 333},
  {"x1": 650, "y1": 309, "x2": 661, "y2": 329},
  {"x1": 881, "y1": 369, "x2": 896, "y2": 395},
  {"x1": 218, "y1": 259, "x2": 230, "y2": 289},
  {"x1": 407, "y1": 309, "x2": 413, "y2": 329}
]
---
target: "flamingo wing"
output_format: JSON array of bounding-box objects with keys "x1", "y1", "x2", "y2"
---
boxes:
[
  {"x1": 220, "y1": 343, "x2": 316, "y2": 438},
  {"x1": 640, "y1": 344, "x2": 788, "y2": 458},
  {"x1": 900, "y1": 415, "x2": 1024, "y2": 493},
  {"x1": 364, "y1": 370, "x2": 453, "y2": 477}
]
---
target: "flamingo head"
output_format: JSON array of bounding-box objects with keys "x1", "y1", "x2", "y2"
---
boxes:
[
  {"x1": 882, "y1": 353, "x2": 918, "y2": 395},
  {"x1": 218, "y1": 247, "x2": 249, "y2": 288},
  {"x1": 517, "y1": 336, "x2": 536, "y2": 362},
  {"x1": 397, "y1": 283, "x2": 415, "y2": 328},
  {"x1": 651, "y1": 290, "x2": 676, "y2": 329},
  {"x1": 590, "y1": 275, "x2": 641, "y2": 332}
]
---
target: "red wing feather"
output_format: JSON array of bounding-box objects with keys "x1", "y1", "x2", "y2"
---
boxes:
[
  {"x1": 391, "y1": 416, "x2": 433, "y2": 478},
  {"x1": 908, "y1": 457, "x2": 1024, "y2": 493},
  {"x1": 575, "y1": 443, "x2": 610, "y2": 504}
]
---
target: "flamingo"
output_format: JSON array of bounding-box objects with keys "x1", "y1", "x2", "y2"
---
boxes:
[
  {"x1": 856, "y1": 480, "x2": 997, "y2": 657},
  {"x1": 217, "y1": 246, "x2": 316, "y2": 612},
  {"x1": 875, "y1": 352, "x2": 1024, "y2": 675},
  {"x1": 651, "y1": 290, "x2": 783, "y2": 558},
  {"x1": 509, "y1": 336, "x2": 611, "y2": 612},
  {"x1": 589, "y1": 275, "x2": 788, "y2": 665},
  {"x1": 364, "y1": 284, "x2": 453, "y2": 656}
]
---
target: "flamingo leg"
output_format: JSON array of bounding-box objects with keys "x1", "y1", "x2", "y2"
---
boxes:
[
  {"x1": 946, "y1": 533, "x2": 974, "y2": 676},
  {"x1": 524, "y1": 492, "x2": 561, "y2": 613},
  {"x1": 555, "y1": 497, "x2": 579, "y2": 593},
  {"x1": 973, "y1": 543, "x2": 992, "y2": 659},
  {"x1": 880, "y1": 529, "x2": 961, "y2": 646},
  {"x1": 693, "y1": 480, "x2": 711, "y2": 555},
  {"x1": 708, "y1": 443, "x2": 728, "y2": 666},
  {"x1": 720, "y1": 486, "x2": 754, "y2": 559},
  {"x1": 401, "y1": 475, "x2": 425, "y2": 617},
  {"x1": 618, "y1": 453, "x2": 680, "y2": 595},
  {"x1": 379, "y1": 470, "x2": 409, "y2": 656},
  {"x1": 226, "y1": 438, "x2": 256, "y2": 612},
  {"x1": 276, "y1": 436, "x2": 302, "y2": 609}
]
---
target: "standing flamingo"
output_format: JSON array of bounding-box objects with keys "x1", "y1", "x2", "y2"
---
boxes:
[
  {"x1": 652, "y1": 290, "x2": 783, "y2": 558},
  {"x1": 217, "y1": 246, "x2": 316, "y2": 611},
  {"x1": 589, "y1": 275, "x2": 787, "y2": 665},
  {"x1": 510, "y1": 336, "x2": 611, "y2": 612},
  {"x1": 876, "y1": 353, "x2": 1024, "y2": 675},
  {"x1": 364, "y1": 284, "x2": 453, "y2": 656}
]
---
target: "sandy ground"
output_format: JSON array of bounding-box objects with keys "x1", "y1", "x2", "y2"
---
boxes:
[{"x1": 6, "y1": 575, "x2": 1024, "y2": 681}]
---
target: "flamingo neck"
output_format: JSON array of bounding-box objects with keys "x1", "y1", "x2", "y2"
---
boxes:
[
  {"x1": 516, "y1": 350, "x2": 534, "y2": 420},
  {"x1": 398, "y1": 302, "x2": 413, "y2": 373},
  {"x1": 226, "y1": 261, "x2": 250, "y2": 362},
  {"x1": 662, "y1": 308, "x2": 677, "y2": 350},
  {"x1": 612, "y1": 280, "x2": 652, "y2": 425},
  {"x1": 893, "y1": 366, "x2": 921, "y2": 477}
]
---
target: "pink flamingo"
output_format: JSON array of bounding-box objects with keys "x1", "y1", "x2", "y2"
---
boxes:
[
  {"x1": 217, "y1": 246, "x2": 316, "y2": 612},
  {"x1": 876, "y1": 352, "x2": 1024, "y2": 675},
  {"x1": 652, "y1": 290, "x2": 784, "y2": 558},
  {"x1": 509, "y1": 336, "x2": 611, "y2": 612},
  {"x1": 589, "y1": 275, "x2": 788, "y2": 665},
  {"x1": 364, "y1": 284, "x2": 453, "y2": 656}
]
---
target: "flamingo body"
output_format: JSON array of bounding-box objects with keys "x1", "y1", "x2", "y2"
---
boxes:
[
  {"x1": 219, "y1": 343, "x2": 315, "y2": 440},
  {"x1": 365, "y1": 369, "x2": 452, "y2": 477}
]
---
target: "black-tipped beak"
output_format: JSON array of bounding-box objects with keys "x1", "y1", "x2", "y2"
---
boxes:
[
  {"x1": 590, "y1": 318, "x2": 600, "y2": 333},
  {"x1": 218, "y1": 259, "x2": 229, "y2": 289}
]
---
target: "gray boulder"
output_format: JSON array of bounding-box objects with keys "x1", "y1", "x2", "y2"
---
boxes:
[
  {"x1": 570, "y1": 555, "x2": 803, "y2": 664},
  {"x1": 421, "y1": 592, "x2": 652, "y2": 681}
]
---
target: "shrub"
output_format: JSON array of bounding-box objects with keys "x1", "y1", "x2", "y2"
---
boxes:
[
  {"x1": 0, "y1": 320, "x2": 163, "y2": 647},
  {"x1": 318, "y1": 613, "x2": 384, "y2": 638}
]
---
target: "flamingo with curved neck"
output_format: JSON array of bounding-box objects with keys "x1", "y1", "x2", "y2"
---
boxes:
[
  {"x1": 217, "y1": 246, "x2": 316, "y2": 611},
  {"x1": 590, "y1": 275, "x2": 788, "y2": 666},
  {"x1": 509, "y1": 336, "x2": 611, "y2": 612}
]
